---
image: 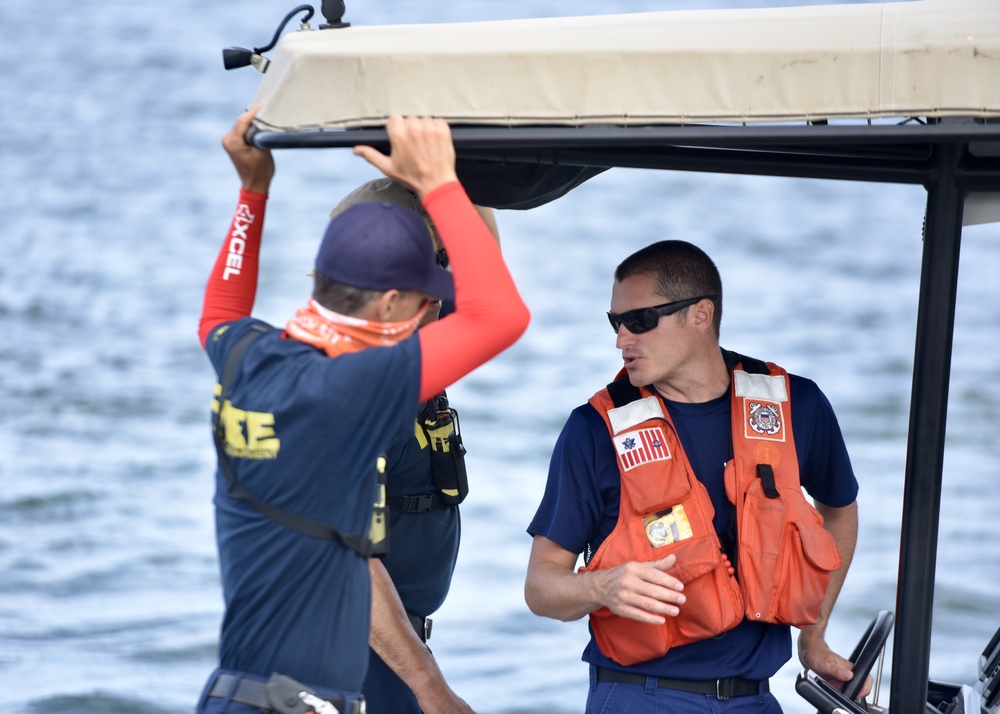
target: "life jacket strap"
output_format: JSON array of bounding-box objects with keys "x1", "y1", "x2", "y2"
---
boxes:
[
  {"x1": 756, "y1": 464, "x2": 781, "y2": 499},
  {"x1": 607, "y1": 349, "x2": 769, "y2": 412},
  {"x1": 606, "y1": 374, "x2": 641, "y2": 408},
  {"x1": 721, "y1": 347, "x2": 769, "y2": 375}
]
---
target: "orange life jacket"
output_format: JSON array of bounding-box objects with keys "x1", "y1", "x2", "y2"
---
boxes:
[{"x1": 579, "y1": 353, "x2": 842, "y2": 666}]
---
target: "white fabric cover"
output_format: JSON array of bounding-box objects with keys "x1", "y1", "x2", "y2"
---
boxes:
[{"x1": 250, "y1": 0, "x2": 1000, "y2": 131}]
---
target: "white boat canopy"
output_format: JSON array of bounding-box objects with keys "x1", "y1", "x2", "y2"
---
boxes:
[{"x1": 250, "y1": 0, "x2": 1000, "y2": 132}]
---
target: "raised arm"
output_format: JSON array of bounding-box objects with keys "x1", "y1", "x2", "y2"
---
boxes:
[
  {"x1": 354, "y1": 116, "x2": 529, "y2": 401},
  {"x1": 197, "y1": 107, "x2": 275, "y2": 347}
]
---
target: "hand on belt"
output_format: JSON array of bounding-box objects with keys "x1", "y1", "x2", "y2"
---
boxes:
[{"x1": 596, "y1": 667, "x2": 768, "y2": 700}]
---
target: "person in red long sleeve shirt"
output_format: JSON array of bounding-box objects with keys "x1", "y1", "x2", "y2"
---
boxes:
[{"x1": 196, "y1": 107, "x2": 529, "y2": 714}]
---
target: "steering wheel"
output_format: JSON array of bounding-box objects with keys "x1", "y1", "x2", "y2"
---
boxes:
[{"x1": 841, "y1": 610, "x2": 894, "y2": 701}]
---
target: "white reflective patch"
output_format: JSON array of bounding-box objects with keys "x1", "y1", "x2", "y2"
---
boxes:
[
  {"x1": 734, "y1": 370, "x2": 788, "y2": 402},
  {"x1": 608, "y1": 396, "x2": 664, "y2": 434}
]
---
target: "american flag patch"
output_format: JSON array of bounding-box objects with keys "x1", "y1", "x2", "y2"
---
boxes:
[{"x1": 614, "y1": 427, "x2": 671, "y2": 471}]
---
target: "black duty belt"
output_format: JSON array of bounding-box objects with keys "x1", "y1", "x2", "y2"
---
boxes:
[
  {"x1": 406, "y1": 611, "x2": 433, "y2": 643},
  {"x1": 596, "y1": 667, "x2": 768, "y2": 700},
  {"x1": 208, "y1": 673, "x2": 363, "y2": 714},
  {"x1": 388, "y1": 494, "x2": 445, "y2": 513}
]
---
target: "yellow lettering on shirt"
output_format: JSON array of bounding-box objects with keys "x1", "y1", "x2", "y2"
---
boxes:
[{"x1": 216, "y1": 395, "x2": 280, "y2": 460}]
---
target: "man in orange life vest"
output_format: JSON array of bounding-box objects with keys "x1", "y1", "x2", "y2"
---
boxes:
[{"x1": 525, "y1": 240, "x2": 863, "y2": 713}]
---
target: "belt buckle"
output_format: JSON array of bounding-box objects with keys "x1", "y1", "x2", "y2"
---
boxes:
[
  {"x1": 423, "y1": 617, "x2": 433, "y2": 642},
  {"x1": 716, "y1": 679, "x2": 731, "y2": 701}
]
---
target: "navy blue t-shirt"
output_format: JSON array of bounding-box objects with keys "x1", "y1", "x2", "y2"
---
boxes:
[
  {"x1": 378, "y1": 419, "x2": 461, "y2": 616},
  {"x1": 206, "y1": 318, "x2": 422, "y2": 692},
  {"x1": 378, "y1": 297, "x2": 462, "y2": 617},
  {"x1": 363, "y1": 296, "x2": 464, "y2": 710},
  {"x1": 361, "y1": 420, "x2": 463, "y2": 711},
  {"x1": 527, "y1": 370, "x2": 858, "y2": 681}
]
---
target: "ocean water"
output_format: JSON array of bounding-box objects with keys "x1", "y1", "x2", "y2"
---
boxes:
[{"x1": 2, "y1": 1, "x2": 998, "y2": 712}]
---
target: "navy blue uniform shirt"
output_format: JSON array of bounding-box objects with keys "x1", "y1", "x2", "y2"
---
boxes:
[{"x1": 207, "y1": 318, "x2": 422, "y2": 692}]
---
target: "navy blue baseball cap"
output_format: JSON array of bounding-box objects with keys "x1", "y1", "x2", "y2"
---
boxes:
[{"x1": 314, "y1": 201, "x2": 454, "y2": 301}]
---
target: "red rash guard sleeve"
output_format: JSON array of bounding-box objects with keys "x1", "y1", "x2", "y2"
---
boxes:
[
  {"x1": 417, "y1": 182, "x2": 531, "y2": 401},
  {"x1": 198, "y1": 189, "x2": 268, "y2": 348}
]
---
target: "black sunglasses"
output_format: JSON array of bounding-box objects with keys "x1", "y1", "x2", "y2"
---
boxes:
[{"x1": 607, "y1": 295, "x2": 717, "y2": 334}]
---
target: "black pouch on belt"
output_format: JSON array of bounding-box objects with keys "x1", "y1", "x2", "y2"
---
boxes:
[{"x1": 420, "y1": 393, "x2": 468, "y2": 507}]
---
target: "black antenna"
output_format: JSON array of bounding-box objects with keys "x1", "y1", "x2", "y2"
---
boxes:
[{"x1": 320, "y1": 0, "x2": 351, "y2": 29}]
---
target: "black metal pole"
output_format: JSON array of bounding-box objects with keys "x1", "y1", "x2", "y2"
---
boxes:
[{"x1": 889, "y1": 141, "x2": 966, "y2": 713}]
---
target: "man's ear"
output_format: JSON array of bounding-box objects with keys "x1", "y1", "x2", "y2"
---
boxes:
[
  {"x1": 692, "y1": 298, "x2": 715, "y2": 332},
  {"x1": 371, "y1": 289, "x2": 402, "y2": 322}
]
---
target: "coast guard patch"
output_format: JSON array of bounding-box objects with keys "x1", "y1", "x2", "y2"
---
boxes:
[
  {"x1": 745, "y1": 400, "x2": 785, "y2": 441},
  {"x1": 614, "y1": 426, "x2": 671, "y2": 471}
]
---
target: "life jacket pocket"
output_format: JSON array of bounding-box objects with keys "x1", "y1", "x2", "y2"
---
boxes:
[
  {"x1": 739, "y1": 480, "x2": 841, "y2": 626},
  {"x1": 586, "y1": 532, "x2": 743, "y2": 666},
  {"x1": 769, "y1": 515, "x2": 841, "y2": 626},
  {"x1": 619, "y1": 452, "x2": 691, "y2": 515}
]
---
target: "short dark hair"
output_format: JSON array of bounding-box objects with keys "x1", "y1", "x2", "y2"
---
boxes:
[
  {"x1": 313, "y1": 273, "x2": 382, "y2": 315},
  {"x1": 615, "y1": 240, "x2": 723, "y2": 335}
]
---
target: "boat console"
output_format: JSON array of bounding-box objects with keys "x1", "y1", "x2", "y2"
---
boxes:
[
  {"x1": 925, "y1": 625, "x2": 1000, "y2": 714},
  {"x1": 797, "y1": 616, "x2": 1000, "y2": 714},
  {"x1": 797, "y1": 610, "x2": 893, "y2": 714}
]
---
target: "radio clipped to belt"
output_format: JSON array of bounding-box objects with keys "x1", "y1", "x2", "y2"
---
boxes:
[{"x1": 420, "y1": 392, "x2": 468, "y2": 507}]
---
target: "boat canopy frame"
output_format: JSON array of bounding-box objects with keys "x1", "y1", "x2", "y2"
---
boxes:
[{"x1": 252, "y1": 120, "x2": 1000, "y2": 189}]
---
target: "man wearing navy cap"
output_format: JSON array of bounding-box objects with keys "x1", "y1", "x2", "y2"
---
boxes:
[{"x1": 195, "y1": 107, "x2": 529, "y2": 714}]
